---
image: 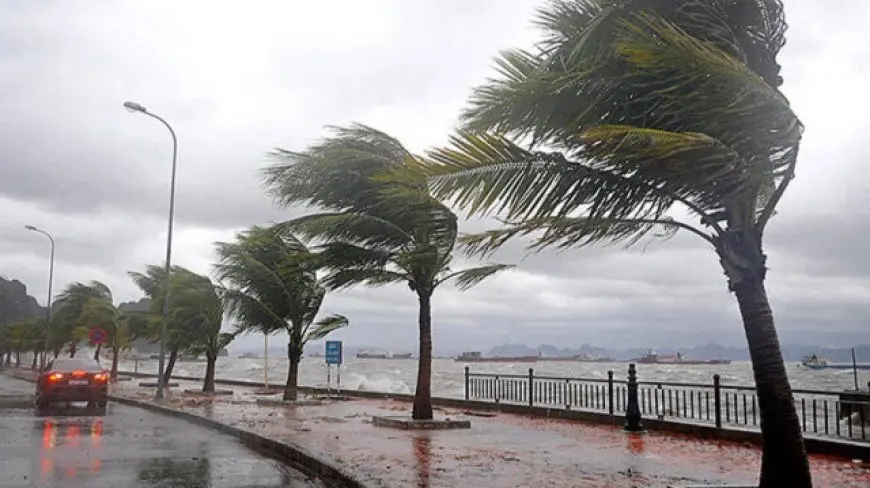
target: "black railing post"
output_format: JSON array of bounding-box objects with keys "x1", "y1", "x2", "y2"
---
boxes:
[
  {"x1": 528, "y1": 368, "x2": 534, "y2": 408},
  {"x1": 607, "y1": 370, "x2": 615, "y2": 416},
  {"x1": 713, "y1": 374, "x2": 722, "y2": 429},
  {"x1": 624, "y1": 364, "x2": 643, "y2": 432},
  {"x1": 464, "y1": 366, "x2": 470, "y2": 401}
]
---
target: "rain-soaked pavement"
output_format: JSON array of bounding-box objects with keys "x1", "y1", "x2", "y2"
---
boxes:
[
  {"x1": 0, "y1": 375, "x2": 323, "y2": 488},
  {"x1": 105, "y1": 377, "x2": 870, "y2": 488}
]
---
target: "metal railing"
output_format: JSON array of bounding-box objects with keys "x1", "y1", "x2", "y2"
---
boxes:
[{"x1": 464, "y1": 366, "x2": 870, "y2": 442}]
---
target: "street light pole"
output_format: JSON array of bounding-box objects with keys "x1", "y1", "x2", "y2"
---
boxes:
[
  {"x1": 124, "y1": 101, "x2": 178, "y2": 401},
  {"x1": 25, "y1": 225, "x2": 54, "y2": 370}
]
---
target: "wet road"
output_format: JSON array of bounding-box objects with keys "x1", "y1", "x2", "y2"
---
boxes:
[{"x1": 0, "y1": 376, "x2": 323, "y2": 488}]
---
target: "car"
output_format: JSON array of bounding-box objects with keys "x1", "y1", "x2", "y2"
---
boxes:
[{"x1": 35, "y1": 357, "x2": 109, "y2": 416}]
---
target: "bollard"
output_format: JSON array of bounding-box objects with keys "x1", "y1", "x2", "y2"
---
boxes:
[{"x1": 624, "y1": 363, "x2": 643, "y2": 432}]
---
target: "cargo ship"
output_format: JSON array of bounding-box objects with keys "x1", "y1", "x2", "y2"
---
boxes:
[
  {"x1": 455, "y1": 351, "x2": 539, "y2": 363},
  {"x1": 632, "y1": 350, "x2": 731, "y2": 365},
  {"x1": 538, "y1": 354, "x2": 614, "y2": 363},
  {"x1": 801, "y1": 354, "x2": 870, "y2": 371},
  {"x1": 356, "y1": 350, "x2": 413, "y2": 359}
]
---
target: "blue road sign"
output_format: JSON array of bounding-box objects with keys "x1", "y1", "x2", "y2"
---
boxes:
[{"x1": 325, "y1": 340, "x2": 343, "y2": 365}]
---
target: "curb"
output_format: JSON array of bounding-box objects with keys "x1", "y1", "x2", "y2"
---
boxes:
[
  {"x1": 107, "y1": 395, "x2": 375, "y2": 488},
  {"x1": 1, "y1": 370, "x2": 376, "y2": 488}
]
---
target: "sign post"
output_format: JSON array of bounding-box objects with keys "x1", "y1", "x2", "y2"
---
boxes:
[
  {"x1": 325, "y1": 341, "x2": 343, "y2": 397},
  {"x1": 88, "y1": 327, "x2": 107, "y2": 345}
]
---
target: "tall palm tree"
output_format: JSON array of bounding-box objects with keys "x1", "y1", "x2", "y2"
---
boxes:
[
  {"x1": 406, "y1": 1, "x2": 806, "y2": 485},
  {"x1": 263, "y1": 125, "x2": 513, "y2": 420},
  {"x1": 164, "y1": 270, "x2": 235, "y2": 392},
  {"x1": 128, "y1": 265, "x2": 202, "y2": 384},
  {"x1": 215, "y1": 226, "x2": 349, "y2": 401},
  {"x1": 53, "y1": 281, "x2": 114, "y2": 359}
]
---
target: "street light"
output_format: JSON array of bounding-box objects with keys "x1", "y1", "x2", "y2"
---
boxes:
[
  {"x1": 25, "y1": 225, "x2": 54, "y2": 370},
  {"x1": 124, "y1": 100, "x2": 178, "y2": 401}
]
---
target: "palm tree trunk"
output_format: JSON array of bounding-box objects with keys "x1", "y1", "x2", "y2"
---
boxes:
[
  {"x1": 110, "y1": 346, "x2": 120, "y2": 380},
  {"x1": 203, "y1": 353, "x2": 217, "y2": 392},
  {"x1": 412, "y1": 292, "x2": 434, "y2": 420},
  {"x1": 163, "y1": 348, "x2": 178, "y2": 384},
  {"x1": 284, "y1": 340, "x2": 302, "y2": 401},
  {"x1": 69, "y1": 342, "x2": 77, "y2": 358},
  {"x1": 31, "y1": 351, "x2": 38, "y2": 370},
  {"x1": 4, "y1": 351, "x2": 11, "y2": 366},
  {"x1": 53, "y1": 348, "x2": 60, "y2": 359},
  {"x1": 14, "y1": 351, "x2": 21, "y2": 367},
  {"x1": 93, "y1": 343, "x2": 102, "y2": 361},
  {"x1": 734, "y1": 277, "x2": 812, "y2": 487}
]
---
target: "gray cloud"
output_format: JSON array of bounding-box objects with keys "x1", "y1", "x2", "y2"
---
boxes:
[{"x1": 1, "y1": 0, "x2": 869, "y2": 354}]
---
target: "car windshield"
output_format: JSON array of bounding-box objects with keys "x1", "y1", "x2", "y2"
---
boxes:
[{"x1": 50, "y1": 358, "x2": 103, "y2": 372}]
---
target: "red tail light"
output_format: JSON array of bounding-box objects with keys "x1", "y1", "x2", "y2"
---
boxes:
[
  {"x1": 93, "y1": 373, "x2": 108, "y2": 382},
  {"x1": 72, "y1": 371, "x2": 86, "y2": 378},
  {"x1": 48, "y1": 373, "x2": 64, "y2": 381}
]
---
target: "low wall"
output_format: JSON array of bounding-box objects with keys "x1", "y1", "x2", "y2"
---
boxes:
[{"x1": 122, "y1": 371, "x2": 870, "y2": 461}]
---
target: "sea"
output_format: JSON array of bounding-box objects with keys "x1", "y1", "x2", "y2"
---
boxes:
[{"x1": 116, "y1": 356, "x2": 870, "y2": 397}]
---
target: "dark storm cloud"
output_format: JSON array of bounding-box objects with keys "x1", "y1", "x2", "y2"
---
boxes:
[{"x1": 1, "y1": 0, "x2": 869, "y2": 352}]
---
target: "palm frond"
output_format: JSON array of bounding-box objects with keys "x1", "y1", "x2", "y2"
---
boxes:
[
  {"x1": 420, "y1": 132, "x2": 688, "y2": 222},
  {"x1": 459, "y1": 215, "x2": 701, "y2": 257},
  {"x1": 275, "y1": 212, "x2": 413, "y2": 251},
  {"x1": 438, "y1": 264, "x2": 515, "y2": 291},
  {"x1": 305, "y1": 314, "x2": 349, "y2": 342},
  {"x1": 320, "y1": 267, "x2": 409, "y2": 291},
  {"x1": 218, "y1": 287, "x2": 288, "y2": 335}
]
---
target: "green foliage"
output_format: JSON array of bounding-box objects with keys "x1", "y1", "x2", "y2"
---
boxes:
[
  {"x1": 409, "y1": 0, "x2": 799, "y2": 261},
  {"x1": 266, "y1": 124, "x2": 513, "y2": 297},
  {"x1": 214, "y1": 226, "x2": 348, "y2": 353}
]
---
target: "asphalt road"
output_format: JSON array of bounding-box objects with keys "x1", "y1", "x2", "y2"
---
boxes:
[{"x1": 0, "y1": 375, "x2": 324, "y2": 488}]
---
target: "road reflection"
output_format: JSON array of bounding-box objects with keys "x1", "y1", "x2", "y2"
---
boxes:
[
  {"x1": 412, "y1": 435, "x2": 432, "y2": 488},
  {"x1": 38, "y1": 415, "x2": 104, "y2": 482}
]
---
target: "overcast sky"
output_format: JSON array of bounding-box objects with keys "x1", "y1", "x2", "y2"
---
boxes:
[{"x1": 1, "y1": 0, "x2": 868, "y2": 352}]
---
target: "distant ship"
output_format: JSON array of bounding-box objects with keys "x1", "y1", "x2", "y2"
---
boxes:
[
  {"x1": 633, "y1": 350, "x2": 731, "y2": 365},
  {"x1": 455, "y1": 351, "x2": 539, "y2": 363},
  {"x1": 356, "y1": 350, "x2": 413, "y2": 359},
  {"x1": 801, "y1": 354, "x2": 870, "y2": 370},
  {"x1": 538, "y1": 354, "x2": 614, "y2": 363}
]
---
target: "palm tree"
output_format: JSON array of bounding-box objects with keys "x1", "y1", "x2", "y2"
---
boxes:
[
  {"x1": 79, "y1": 296, "x2": 150, "y2": 379},
  {"x1": 53, "y1": 281, "x2": 114, "y2": 358},
  {"x1": 263, "y1": 125, "x2": 513, "y2": 420},
  {"x1": 214, "y1": 226, "x2": 349, "y2": 401},
  {"x1": 405, "y1": 1, "x2": 806, "y2": 485},
  {"x1": 164, "y1": 270, "x2": 235, "y2": 392},
  {"x1": 128, "y1": 265, "x2": 202, "y2": 384}
]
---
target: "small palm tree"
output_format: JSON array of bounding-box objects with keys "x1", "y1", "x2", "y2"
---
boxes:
[
  {"x1": 53, "y1": 281, "x2": 113, "y2": 358},
  {"x1": 164, "y1": 270, "x2": 234, "y2": 392},
  {"x1": 215, "y1": 226, "x2": 349, "y2": 401},
  {"x1": 407, "y1": 1, "x2": 806, "y2": 485},
  {"x1": 128, "y1": 265, "x2": 203, "y2": 384},
  {"x1": 264, "y1": 125, "x2": 512, "y2": 420}
]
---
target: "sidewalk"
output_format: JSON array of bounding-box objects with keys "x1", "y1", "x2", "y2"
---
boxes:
[{"x1": 106, "y1": 376, "x2": 869, "y2": 488}]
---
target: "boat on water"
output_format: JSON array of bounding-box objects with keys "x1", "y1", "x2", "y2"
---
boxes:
[
  {"x1": 801, "y1": 354, "x2": 870, "y2": 370},
  {"x1": 538, "y1": 354, "x2": 615, "y2": 363},
  {"x1": 356, "y1": 350, "x2": 413, "y2": 360},
  {"x1": 455, "y1": 351, "x2": 539, "y2": 363},
  {"x1": 633, "y1": 350, "x2": 731, "y2": 365}
]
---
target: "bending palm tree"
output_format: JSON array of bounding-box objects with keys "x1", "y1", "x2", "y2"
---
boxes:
[
  {"x1": 53, "y1": 281, "x2": 113, "y2": 359},
  {"x1": 214, "y1": 226, "x2": 348, "y2": 401},
  {"x1": 166, "y1": 270, "x2": 234, "y2": 392},
  {"x1": 408, "y1": 1, "x2": 806, "y2": 485},
  {"x1": 129, "y1": 265, "x2": 202, "y2": 384},
  {"x1": 264, "y1": 125, "x2": 512, "y2": 420}
]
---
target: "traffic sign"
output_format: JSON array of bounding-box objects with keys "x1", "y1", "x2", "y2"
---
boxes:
[
  {"x1": 325, "y1": 341, "x2": 342, "y2": 365},
  {"x1": 89, "y1": 327, "x2": 108, "y2": 345}
]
